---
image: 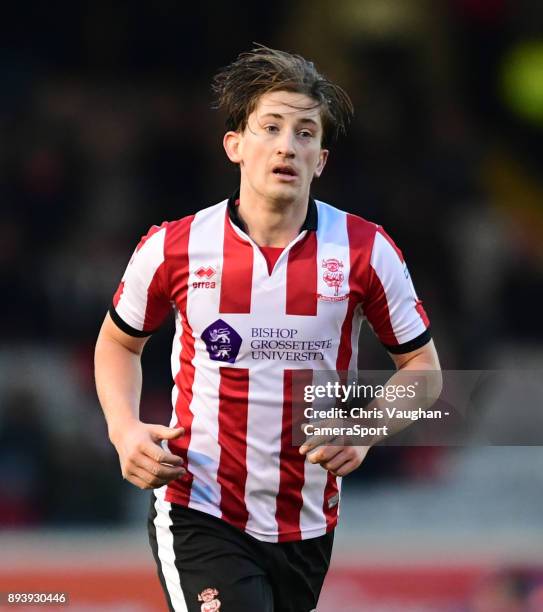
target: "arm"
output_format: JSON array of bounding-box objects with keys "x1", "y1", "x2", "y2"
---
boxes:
[
  {"x1": 299, "y1": 339, "x2": 442, "y2": 476},
  {"x1": 300, "y1": 222, "x2": 441, "y2": 476},
  {"x1": 95, "y1": 313, "x2": 185, "y2": 489}
]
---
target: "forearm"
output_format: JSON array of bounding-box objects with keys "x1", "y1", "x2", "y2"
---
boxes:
[
  {"x1": 94, "y1": 335, "x2": 143, "y2": 444},
  {"x1": 366, "y1": 354, "x2": 443, "y2": 443}
]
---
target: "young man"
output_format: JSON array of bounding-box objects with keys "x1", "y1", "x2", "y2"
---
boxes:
[{"x1": 95, "y1": 46, "x2": 440, "y2": 612}]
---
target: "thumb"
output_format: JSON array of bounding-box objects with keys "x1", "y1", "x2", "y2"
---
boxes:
[{"x1": 151, "y1": 425, "x2": 185, "y2": 441}]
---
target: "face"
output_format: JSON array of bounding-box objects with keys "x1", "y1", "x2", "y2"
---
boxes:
[{"x1": 223, "y1": 90, "x2": 329, "y2": 205}]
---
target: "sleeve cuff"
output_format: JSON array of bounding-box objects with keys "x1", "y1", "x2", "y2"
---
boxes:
[
  {"x1": 383, "y1": 327, "x2": 432, "y2": 355},
  {"x1": 108, "y1": 304, "x2": 155, "y2": 338}
]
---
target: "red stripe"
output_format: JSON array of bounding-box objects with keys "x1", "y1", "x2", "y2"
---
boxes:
[
  {"x1": 275, "y1": 369, "x2": 309, "y2": 541},
  {"x1": 321, "y1": 214, "x2": 378, "y2": 530},
  {"x1": 286, "y1": 232, "x2": 318, "y2": 315},
  {"x1": 143, "y1": 261, "x2": 170, "y2": 331},
  {"x1": 364, "y1": 266, "x2": 397, "y2": 345},
  {"x1": 162, "y1": 216, "x2": 196, "y2": 507},
  {"x1": 376, "y1": 225, "x2": 431, "y2": 336},
  {"x1": 346, "y1": 214, "x2": 378, "y2": 302},
  {"x1": 220, "y1": 215, "x2": 253, "y2": 313},
  {"x1": 112, "y1": 223, "x2": 167, "y2": 309},
  {"x1": 112, "y1": 281, "x2": 124, "y2": 307},
  {"x1": 347, "y1": 214, "x2": 399, "y2": 346},
  {"x1": 217, "y1": 367, "x2": 249, "y2": 529},
  {"x1": 335, "y1": 215, "x2": 373, "y2": 373},
  {"x1": 415, "y1": 299, "x2": 430, "y2": 328}
]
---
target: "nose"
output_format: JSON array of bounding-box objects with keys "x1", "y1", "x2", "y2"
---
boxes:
[{"x1": 276, "y1": 129, "x2": 296, "y2": 158}]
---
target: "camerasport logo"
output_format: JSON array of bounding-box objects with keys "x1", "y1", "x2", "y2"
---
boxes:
[
  {"x1": 202, "y1": 319, "x2": 242, "y2": 363},
  {"x1": 318, "y1": 258, "x2": 349, "y2": 302},
  {"x1": 193, "y1": 266, "x2": 216, "y2": 289},
  {"x1": 198, "y1": 587, "x2": 221, "y2": 612}
]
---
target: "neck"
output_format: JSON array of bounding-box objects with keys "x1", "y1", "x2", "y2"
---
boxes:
[{"x1": 236, "y1": 181, "x2": 309, "y2": 247}]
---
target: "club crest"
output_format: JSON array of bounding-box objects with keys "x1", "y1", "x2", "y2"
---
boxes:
[
  {"x1": 318, "y1": 258, "x2": 349, "y2": 302},
  {"x1": 198, "y1": 587, "x2": 221, "y2": 611}
]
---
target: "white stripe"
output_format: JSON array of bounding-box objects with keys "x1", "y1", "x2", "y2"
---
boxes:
[
  {"x1": 370, "y1": 231, "x2": 427, "y2": 344},
  {"x1": 184, "y1": 202, "x2": 226, "y2": 516},
  {"x1": 170, "y1": 308, "x2": 183, "y2": 385},
  {"x1": 297, "y1": 203, "x2": 351, "y2": 536},
  {"x1": 298, "y1": 369, "x2": 328, "y2": 539},
  {"x1": 244, "y1": 365, "x2": 283, "y2": 542},
  {"x1": 152, "y1": 487, "x2": 188, "y2": 612},
  {"x1": 349, "y1": 308, "x2": 363, "y2": 372},
  {"x1": 315, "y1": 202, "x2": 351, "y2": 314},
  {"x1": 185, "y1": 353, "x2": 222, "y2": 516},
  {"x1": 116, "y1": 226, "x2": 166, "y2": 331}
]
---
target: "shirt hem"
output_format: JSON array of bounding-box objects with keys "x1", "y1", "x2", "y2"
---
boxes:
[{"x1": 164, "y1": 490, "x2": 337, "y2": 543}]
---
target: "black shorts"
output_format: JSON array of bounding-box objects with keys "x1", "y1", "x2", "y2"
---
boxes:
[{"x1": 148, "y1": 495, "x2": 334, "y2": 612}]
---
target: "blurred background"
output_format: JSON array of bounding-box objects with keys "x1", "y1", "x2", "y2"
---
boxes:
[{"x1": 1, "y1": 0, "x2": 543, "y2": 610}]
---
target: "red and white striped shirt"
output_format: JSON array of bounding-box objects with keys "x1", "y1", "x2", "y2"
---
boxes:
[{"x1": 110, "y1": 194, "x2": 430, "y2": 542}]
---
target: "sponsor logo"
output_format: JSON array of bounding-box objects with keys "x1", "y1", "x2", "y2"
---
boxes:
[
  {"x1": 202, "y1": 319, "x2": 242, "y2": 363},
  {"x1": 198, "y1": 587, "x2": 221, "y2": 612},
  {"x1": 250, "y1": 327, "x2": 332, "y2": 361},
  {"x1": 193, "y1": 266, "x2": 217, "y2": 289},
  {"x1": 318, "y1": 258, "x2": 349, "y2": 302}
]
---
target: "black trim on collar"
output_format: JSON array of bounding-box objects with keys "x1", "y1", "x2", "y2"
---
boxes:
[{"x1": 227, "y1": 190, "x2": 318, "y2": 234}]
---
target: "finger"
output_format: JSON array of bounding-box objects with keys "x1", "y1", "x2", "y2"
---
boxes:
[
  {"x1": 299, "y1": 420, "x2": 339, "y2": 454},
  {"x1": 323, "y1": 450, "x2": 352, "y2": 473},
  {"x1": 134, "y1": 454, "x2": 186, "y2": 480},
  {"x1": 299, "y1": 432, "x2": 335, "y2": 455},
  {"x1": 307, "y1": 445, "x2": 342, "y2": 465},
  {"x1": 150, "y1": 425, "x2": 185, "y2": 442},
  {"x1": 332, "y1": 458, "x2": 360, "y2": 477},
  {"x1": 127, "y1": 465, "x2": 177, "y2": 489},
  {"x1": 125, "y1": 472, "x2": 154, "y2": 490},
  {"x1": 140, "y1": 442, "x2": 184, "y2": 466}
]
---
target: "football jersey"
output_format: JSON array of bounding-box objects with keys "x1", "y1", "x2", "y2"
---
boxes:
[{"x1": 110, "y1": 193, "x2": 431, "y2": 542}]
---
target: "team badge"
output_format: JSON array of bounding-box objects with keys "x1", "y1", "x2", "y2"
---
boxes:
[
  {"x1": 318, "y1": 258, "x2": 349, "y2": 302},
  {"x1": 198, "y1": 587, "x2": 221, "y2": 611},
  {"x1": 202, "y1": 319, "x2": 242, "y2": 363}
]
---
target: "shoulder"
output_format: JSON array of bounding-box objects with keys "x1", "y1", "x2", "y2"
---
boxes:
[
  {"x1": 315, "y1": 199, "x2": 380, "y2": 248},
  {"x1": 149, "y1": 199, "x2": 229, "y2": 251}
]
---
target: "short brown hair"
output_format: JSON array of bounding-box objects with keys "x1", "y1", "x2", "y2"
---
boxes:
[{"x1": 212, "y1": 45, "x2": 353, "y2": 146}]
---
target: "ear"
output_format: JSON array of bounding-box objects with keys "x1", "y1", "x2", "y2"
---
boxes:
[
  {"x1": 314, "y1": 148, "x2": 329, "y2": 178},
  {"x1": 223, "y1": 131, "x2": 243, "y2": 164}
]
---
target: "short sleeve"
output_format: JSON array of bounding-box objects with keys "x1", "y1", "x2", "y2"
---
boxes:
[
  {"x1": 109, "y1": 223, "x2": 171, "y2": 337},
  {"x1": 363, "y1": 227, "x2": 431, "y2": 354}
]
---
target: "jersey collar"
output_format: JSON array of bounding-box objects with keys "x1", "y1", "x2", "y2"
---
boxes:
[{"x1": 227, "y1": 190, "x2": 318, "y2": 234}]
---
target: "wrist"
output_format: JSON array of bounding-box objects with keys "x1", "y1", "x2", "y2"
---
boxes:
[{"x1": 108, "y1": 415, "x2": 140, "y2": 446}]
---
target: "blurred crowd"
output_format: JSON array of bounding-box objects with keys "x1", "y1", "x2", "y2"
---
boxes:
[{"x1": 1, "y1": 0, "x2": 542, "y2": 537}]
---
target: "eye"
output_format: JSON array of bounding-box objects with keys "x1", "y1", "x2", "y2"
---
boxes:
[
  {"x1": 298, "y1": 130, "x2": 314, "y2": 138},
  {"x1": 265, "y1": 125, "x2": 279, "y2": 133}
]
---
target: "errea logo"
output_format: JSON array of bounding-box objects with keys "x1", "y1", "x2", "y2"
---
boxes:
[
  {"x1": 193, "y1": 266, "x2": 216, "y2": 289},
  {"x1": 196, "y1": 266, "x2": 215, "y2": 279}
]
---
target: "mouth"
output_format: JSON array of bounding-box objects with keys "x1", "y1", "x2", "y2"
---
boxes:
[{"x1": 272, "y1": 164, "x2": 298, "y2": 179}]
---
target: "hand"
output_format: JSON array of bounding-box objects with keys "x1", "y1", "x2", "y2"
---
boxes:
[
  {"x1": 298, "y1": 418, "x2": 370, "y2": 476},
  {"x1": 111, "y1": 421, "x2": 186, "y2": 490},
  {"x1": 299, "y1": 443, "x2": 370, "y2": 477}
]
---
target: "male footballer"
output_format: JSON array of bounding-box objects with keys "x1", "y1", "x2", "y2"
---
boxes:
[{"x1": 95, "y1": 46, "x2": 440, "y2": 611}]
